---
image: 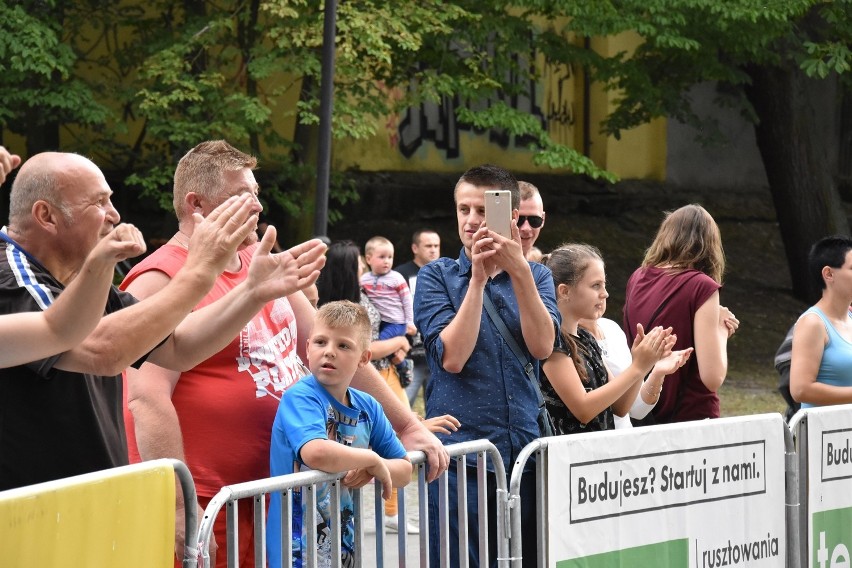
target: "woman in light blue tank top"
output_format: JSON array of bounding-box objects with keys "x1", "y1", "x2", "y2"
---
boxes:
[{"x1": 791, "y1": 236, "x2": 852, "y2": 408}]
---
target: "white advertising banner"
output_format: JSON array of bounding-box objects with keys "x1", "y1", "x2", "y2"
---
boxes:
[
  {"x1": 546, "y1": 413, "x2": 786, "y2": 568},
  {"x1": 803, "y1": 405, "x2": 852, "y2": 568}
]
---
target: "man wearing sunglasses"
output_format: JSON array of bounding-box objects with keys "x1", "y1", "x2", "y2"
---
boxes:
[{"x1": 518, "y1": 181, "x2": 546, "y2": 259}]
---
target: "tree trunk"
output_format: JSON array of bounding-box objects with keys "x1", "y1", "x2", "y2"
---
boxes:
[
  {"x1": 744, "y1": 63, "x2": 847, "y2": 303},
  {"x1": 285, "y1": 74, "x2": 320, "y2": 245}
]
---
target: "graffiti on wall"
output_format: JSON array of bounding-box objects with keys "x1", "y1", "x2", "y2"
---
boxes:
[{"x1": 395, "y1": 57, "x2": 578, "y2": 160}]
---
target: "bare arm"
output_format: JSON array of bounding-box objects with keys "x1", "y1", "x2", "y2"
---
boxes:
[
  {"x1": 790, "y1": 313, "x2": 852, "y2": 404},
  {"x1": 125, "y1": 362, "x2": 201, "y2": 558},
  {"x1": 370, "y1": 336, "x2": 410, "y2": 361},
  {"x1": 287, "y1": 285, "x2": 319, "y2": 364},
  {"x1": 300, "y1": 439, "x2": 411, "y2": 499},
  {"x1": 543, "y1": 326, "x2": 670, "y2": 425},
  {"x1": 612, "y1": 366, "x2": 644, "y2": 418},
  {"x1": 350, "y1": 363, "x2": 448, "y2": 481},
  {"x1": 54, "y1": 195, "x2": 258, "y2": 375},
  {"x1": 147, "y1": 232, "x2": 326, "y2": 371},
  {"x1": 0, "y1": 225, "x2": 145, "y2": 368},
  {"x1": 542, "y1": 352, "x2": 639, "y2": 425},
  {"x1": 693, "y1": 291, "x2": 729, "y2": 392},
  {"x1": 629, "y1": 348, "x2": 693, "y2": 418}
]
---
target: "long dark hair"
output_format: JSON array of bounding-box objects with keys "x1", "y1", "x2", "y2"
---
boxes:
[
  {"x1": 542, "y1": 243, "x2": 603, "y2": 383},
  {"x1": 316, "y1": 240, "x2": 362, "y2": 306}
]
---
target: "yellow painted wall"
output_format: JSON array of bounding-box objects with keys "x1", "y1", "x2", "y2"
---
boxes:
[
  {"x1": 588, "y1": 34, "x2": 667, "y2": 180},
  {"x1": 333, "y1": 31, "x2": 665, "y2": 179}
]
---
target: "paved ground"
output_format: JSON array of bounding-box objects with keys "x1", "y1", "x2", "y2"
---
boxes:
[{"x1": 359, "y1": 481, "x2": 424, "y2": 567}]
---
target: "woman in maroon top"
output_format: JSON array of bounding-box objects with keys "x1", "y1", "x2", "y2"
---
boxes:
[{"x1": 623, "y1": 204, "x2": 739, "y2": 423}]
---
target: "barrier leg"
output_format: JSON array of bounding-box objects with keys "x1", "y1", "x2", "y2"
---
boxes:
[
  {"x1": 784, "y1": 426, "x2": 801, "y2": 568},
  {"x1": 535, "y1": 447, "x2": 547, "y2": 568},
  {"x1": 458, "y1": 456, "x2": 470, "y2": 568}
]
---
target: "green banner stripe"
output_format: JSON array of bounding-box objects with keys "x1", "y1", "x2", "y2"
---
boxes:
[
  {"x1": 812, "y1": 506, "x2": 852, "y2": 566},
  {"x1": 556, "y1": 538, "x2": 689, "y2": 568}
]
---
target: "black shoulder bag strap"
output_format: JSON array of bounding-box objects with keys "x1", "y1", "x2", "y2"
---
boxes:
[{"x1": 482, "y1": 293, "x2": 537, "y2": 388}]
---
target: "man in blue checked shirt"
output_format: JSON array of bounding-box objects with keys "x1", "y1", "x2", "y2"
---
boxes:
[{"x1": 414, "y1": 164, "x2": 560, "y2": 568}]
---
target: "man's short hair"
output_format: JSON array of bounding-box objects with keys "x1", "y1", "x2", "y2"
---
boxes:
[
  {"x1": 314, "y1": 301, "x2": 372, "y2": 350},
  {"x1": 411, "y1": 228, "x2": 438, "y2": 246},
  {"x1": 9, "y1": 155, "x2": 76, "y2": 227},
  {"x1": 364, "y1": 236, "x2": 393, "y2": 256},
  {"x1": 172, "y1": 140, "x2": 257, "y2": 218},
  {"x1": 455, "y1": 164, "x2": 520, "y2": 209},
  {"x1": 808, "y1": 235, "x2": 852, "y2": 292},
  {"x1": 518, "y1": 181, "x2": 540, "y2": 202}
]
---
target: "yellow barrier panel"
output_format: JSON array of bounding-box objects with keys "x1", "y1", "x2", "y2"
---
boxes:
[{"x1": 0, "y1": 460, "x2": 177, "y2": 568}]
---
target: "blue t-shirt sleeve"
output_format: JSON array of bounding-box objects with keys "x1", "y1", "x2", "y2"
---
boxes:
[
  {"x1": 358, "y1": 392, "x2": 406, "y2": 460},
  {"x1": 275, "y1": 380, "x2": 330, "y2": 465}
]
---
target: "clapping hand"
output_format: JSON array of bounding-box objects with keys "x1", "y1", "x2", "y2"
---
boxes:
[
  {"x1": 89, "y1": 224, "x2": 147, "y2": 266},
  {"x1": 653, "y1": 347, "x2": 694, "y2": 376},
  {"x1": 0, "y1": 146, "x2": 22, "y2": 185},
  {"x1": 247, "y1": 226, "x2": 327, "y2": 303},
  {"x1": 630, "y1": 324, "x2": 676, "y2": 373}
]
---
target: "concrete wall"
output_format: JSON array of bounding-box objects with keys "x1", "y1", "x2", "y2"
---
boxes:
[
  {"x1": 666, "y1": 83, "x2": 768, "y2": 189},
  {"x1": 666, "y1": 79, "x2": 840, "y2": 190}
]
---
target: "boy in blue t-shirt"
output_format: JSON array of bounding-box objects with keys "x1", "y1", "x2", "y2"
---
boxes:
[{"x1": 267, "y1": 301, "x2": 412, "y2": 568}]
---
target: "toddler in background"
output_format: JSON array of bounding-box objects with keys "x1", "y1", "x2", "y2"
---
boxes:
[{"x1": 359, "y1": 236, "x2": 416, "y2": 385}]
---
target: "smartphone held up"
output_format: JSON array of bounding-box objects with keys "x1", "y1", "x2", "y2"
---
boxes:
[{"x1": 484, "y1": 190, "x2": 512, "y2": 238}]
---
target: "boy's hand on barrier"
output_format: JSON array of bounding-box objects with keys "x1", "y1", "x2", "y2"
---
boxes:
[
  {"x1": 342, "y1": 468, "x2": 374, "y2": 489},
  {"x1": 365, "y1": 459, "x2": 394, "y2": 500}
]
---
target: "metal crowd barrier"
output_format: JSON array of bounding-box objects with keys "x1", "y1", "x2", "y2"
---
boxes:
[
  {"x1": 788, "y1": 406, "x2": 852, "y2": 568},
  {"x1": 197, "y1": 439, "x2": 506, "y2": 568},
  {"x1": 507, "y1": 439, "x2": 548, "y2": 568},
  {"x1": 507, "y1": 417, "x2": 801, "y2": 568}
]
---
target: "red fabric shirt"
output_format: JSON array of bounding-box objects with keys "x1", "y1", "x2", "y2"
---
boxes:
[
  {"x1": 623, "y1": 267, "x2": 720, "y2": 422},
  {"x1": 121, "y1": 245, "x2": 304, "y2": 497}
]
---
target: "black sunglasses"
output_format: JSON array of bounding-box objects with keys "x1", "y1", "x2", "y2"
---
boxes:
[{"x1": 518, "y1": 215, "x2": 544, "y2": 228}]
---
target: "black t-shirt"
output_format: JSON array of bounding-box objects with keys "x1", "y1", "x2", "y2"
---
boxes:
[
  {"x1": 0, "y1": 237, "x2": 140, "y2": 490},
  {"x1": 394, "y1": 260, "x2": 424, "y2": 356},
  {"x1": 395, "y1": 260, "x2": 421, "y2": 285},
  {"x1": 540, "y1": 327, "x2": 614, "y2": 434}
]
